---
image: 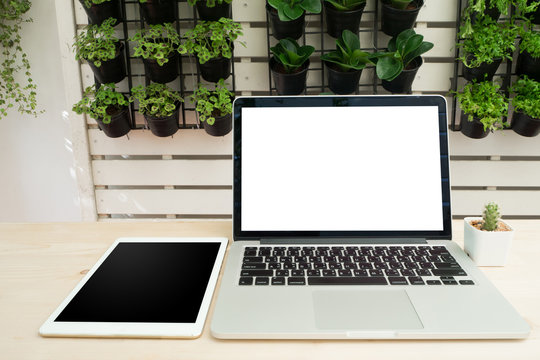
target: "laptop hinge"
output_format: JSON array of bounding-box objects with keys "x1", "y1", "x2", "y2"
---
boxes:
[{"x1": 259, "y1": 238, "x2": 428, "y2": 245}]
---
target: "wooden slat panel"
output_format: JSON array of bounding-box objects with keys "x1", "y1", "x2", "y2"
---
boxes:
[
  {"x1": 449, "y1": 131, "x2": 540, "y2": 156},
  {"x1": 234, "y1": 62, "x2": 270, "y2": 91},
  {"x1": 96, "y1": 189, "x2": 232, "y2": 215},
  {"x1": 412, "y1": 62, "x2": 453, "y2": 92},
  {"x1": 452, "y1": 190, "x2": 540, "y2": 216},
  {"x1": 417, "y1": 0, "x2": 459, "y2": 22},
  {"x1": 233, "y1": 0, "x2": 266, "y2": 22},
  {"x1": 89, "y1": 129, "x2": 232, "y2": 156},
  {"x1": 93, "y1": 159, "x2": 232, "y2": 186},
  {"x1": 451, "y1": 161, "x2": 540, "y2": 187},
  {"x1": 234, "y1": 26, "x2": 267, "y2": 58}
]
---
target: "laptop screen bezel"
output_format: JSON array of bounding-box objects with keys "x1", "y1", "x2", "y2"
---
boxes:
[{"x1": 233, "y1": 95, "x2": 452, "y2": 241}]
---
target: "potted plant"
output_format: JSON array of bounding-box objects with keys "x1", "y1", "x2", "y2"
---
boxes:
[
  {"x1": 0, "y1": 0, "x2": 40, "y2": 119},
  {"x1": 458, "y1": 18, "x2": 516, "y2": 82},
  {"x1": 323, "y1": 0, "x2": 367, "y2": 38},
  {"x1": 178, "y1": 18, "x2": 244, "y2": 83},
  {"x1": 320, "y1": 30, "x2": 373, "y2": 94},
  {"x1": 464, "y1": 202, "x2": 514, "y2": 266},
  {"x1": 138, "y1": 0, "x2": 176, "y2": 25},
  {"x1": 72, "y1": 83, "x2": 132, "y2": 138},
  {"x1": 270, "y1": 38, "x2": 314, "y2": 95},
  {"x1": 525, "y1": 0, "x2": 540, "y2": 24},
  {"x1": 266, "y1": 0, "x2": 322, "y2": 40},
  {"x1": 78, "y1": 0, "x2": 123, "y2": 25},
  {"x1": 191, "y1": 79, "x2": 234, "y2": 136},
  {"x1": 73, "y1": 18, "x2": 126, "y2": 84},
  {"x1": 374, "y1": 29, "x2": 433, "y2": 93},
  {"x1": 131, "y1": 83, "x2": 183, "y2": 137},
  {"x1": 454, "y1": 81, "x2": 508, "y2": 139},
  {"x1": 516, "y1": 28, "x2": 540, "y2": 82},
  {"x1": 380, "y1": 0, "x2": 424, "y2": 37},
  {"x1": 460, "y1": 0, "x2": 508, "y2": 35},
  {"x1": 130, "y1": 23, "x2": 181, "y2": 83},
  {"x1": 187, "y1": 0, "x2": 232, "y2": 21},
  {"x1": 509, "y1": 76, "x2": 540, "y2": 137}
]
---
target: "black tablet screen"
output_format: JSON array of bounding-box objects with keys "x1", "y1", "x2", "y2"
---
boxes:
[{"x1": 55, "y1": 242, "x2": 220, "y2": 323}]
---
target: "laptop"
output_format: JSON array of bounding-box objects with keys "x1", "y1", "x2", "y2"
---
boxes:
[{"x1": 210, "y1": 95, "x2": 530, "y2": 339}]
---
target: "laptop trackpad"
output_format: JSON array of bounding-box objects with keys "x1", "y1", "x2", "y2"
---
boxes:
[{"x1": 313, "y1": 290, "x2": 423, "y2": 330}]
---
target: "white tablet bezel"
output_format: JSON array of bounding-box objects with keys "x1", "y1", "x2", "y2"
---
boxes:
[{"x1": 39, "y1": 237, "x2": 228, "y2": 338}]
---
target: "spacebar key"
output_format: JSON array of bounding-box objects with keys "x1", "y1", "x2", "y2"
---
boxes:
[{"x1": 308, "y1": 277, "x2": 388, "y2": 285}]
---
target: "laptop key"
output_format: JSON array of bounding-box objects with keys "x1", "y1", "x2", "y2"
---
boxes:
[
  {"x1": 307, "y1": 269, "x2": 320, "y2": 276},
  {"x1": 243, "y1": 256, "x2": 263, "y2": 263},
  {"x1": 242, "y1": 263, "x2": 266, "y2": 270},
  {"x1": 388, "y1": 277, "x2": 408, "y2": 285},
  {"x1": 288, "y1": 277, "x2": 306, "y2": 285},
  {"x1": 338, "y1": 269, "x2": 352, "y2": 276},
  {"x1": 426, "y1": 280, "x2": 442, "y2": 285},
  {"x1": 434, "y1": 262, "x2": 462, "y2": 269},
  {"x1": 292, "y1": 269, "x2": 305, "y2": 277},
  {"x1": 323, "y1": 269, "x2": 336, "y2": 276},
  {"x1": 271, "y1": 277, "x2": 286, "y2": 285},
  {"x1": 240, "y1": 270, "x2": 273, "y2": 277},
  {"x1": 255, "y1": 277, "x2": 269, "y2": 285},
  {"x1": 239, "y1": 277, "x2": 253, "y2": 285},
  {"x1": 408, "y1": 276, "x2": 425, "y2": 285},
  {"x1": 308, "y1": 277, "x2": 387, "y2": 285},
  {"x1": 442, "y1": 279, "x2": 459, "y2": 285},
  {"x1": 244, "y1": 250, "x2": 257, "y2": 256},
  {"x1": 417, "y1": 269, "x2": 432, "y2": 276},
  {"x1": 459, "y1": 280, "x2": 475, "y2": 285},
  {"x1": 432, "y1": 269, "x2": 467, "y2": 276},
  {"x1": 276, "y1": 269, "x2": 289, "y2": 277}
]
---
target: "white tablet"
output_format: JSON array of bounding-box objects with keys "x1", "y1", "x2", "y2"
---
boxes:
[{"x1": 39, "y1": 237, "x2": 228, "y2": 338}]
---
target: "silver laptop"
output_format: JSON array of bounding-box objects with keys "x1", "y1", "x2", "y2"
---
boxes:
[{"x1": 211, "y1": 95, "x2": 530, "y2": 339}]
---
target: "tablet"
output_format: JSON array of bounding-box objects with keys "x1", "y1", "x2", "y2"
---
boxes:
[{"x1": 39, "y1": 237, "x2": 228, "y2": 338}]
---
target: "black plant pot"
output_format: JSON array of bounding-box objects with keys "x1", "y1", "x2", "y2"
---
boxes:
[
  {"x1": 79, "y1": 0, "x2": 123, "y2": 25},
  {"x1": 382, "y1": 56, "x2": 422, "y2": 94},
  {"x1": 139, "y1": 0, "x2": 176, "y2": 25},
  {"x1": 324, "y1": 1, "x2": 366, "y2": 38},
  {"x1": 198, "y1": 56, "x2": 231, "y2": 83},
  {"x1": 462, "y1": 56, "x2": 502, "y2": 82},
  {"x1": 87, "y1": 42, "x2": 126, "y2": 84},
  {"x1": 324, "y1": 62, "x2": 362, "y2": 95},
  {"x1": 511, "y1": 111, "x2": 540, "y2": 137},
  {"x1": 381, "y1": 0, "x2": 423, "y2": 37},
  {"x1": 144, "y1": 103, "x2": 180, "y2": 137},
  {"x1": 196, "y1": 2, "x2": 231, "y2": 21},
  {"x1": 143, "y1": 51, "x2": 179, "y2": 84},
  {"x1": 266, "y1": 4, "x2": 305, "y2": 40},
  {"x1": 460, "y1": 111, "x2": 490, "y2": 139},
  {"x1": 96, "y1": 105, "x2": 131, "y2": 138},
  {"x1": 203, "y1": 112, "x2": 232, "y2": 137},
  {"x1": 516, "y1": 51, "x2": 540, "y2": 82},
  {"x1": 270, "y1": 57, "x2": 309, "y2": 95}
]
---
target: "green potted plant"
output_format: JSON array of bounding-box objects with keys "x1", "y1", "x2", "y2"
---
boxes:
[
  {"x1": 269, "y1": 38, "x2": 314, "y2": 95},
  {"x1": 516, "y1": 28, "x2": 539, "y2": 82},
  {"x1": 320, "y1": 30, "x2": 373, "y2": 94},
  {"x1": 72, "y1": 83, "x2": 132, "y2": 138},
  {"x1": 266, "y1": 0, "x2": 322, "y2": 40},
  {"x1": 178, "y1": 18, "x2": 243, "y2": 83},
  {"x1": 464, "y1": 202, "x2": 514, "y2": 266},
  {"x1": 454, "y1": 81, "x2": 509, "y2": 139},
  {"x1": 458, "y1": 18, "x2": 516, "y2": 82},
  {"x1": 131, "y1": 83, "x2": 183, "y2": 137},
  {"x1": 380, "y1": 0, "x2": 424, "y2": 37},
  {"x1": 374, "y1": 29, "x2": 433, "y2": 93},
  {"x1": 73, "y1": 18, "x2": 126, "y2": 84},
  {"x1": 138, "y1": 0, "x2": 176, "y2": 25},
  {"x1": 0, "y1": 0, "x2": 40, "y2": 119},
  {"x1": 510, "y1": 76, "x2": 540, "y2": 137},
  {"x1": 187, "y1": 0, "x2": 232, "y2": 21},
  {"x1": 323, "y1": 0, "x2": 367, "y2": 38},
  {"x1": 130, "y1": 23, "x2": 181, "y2": 83},
  {"x1": 78, "y1": 0, "x2": 123, "y2": 25},
  {"x1": 191, "y1": 79, "x2": 234, "y2": 136}
]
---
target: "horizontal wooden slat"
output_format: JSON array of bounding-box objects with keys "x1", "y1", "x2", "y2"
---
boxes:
[
  {"x1": 93, "y1": 159, "x2": 232, "y2": 186},
  {"x1": 449, "y1": 131, "x2": 540, "y2": 156},
  {"x1": 96, "y1": 189, "x2": 232, "y2": 215},
  {"x1": 89, "y1": 129, "x2": 232, "y2": 156},
  {"x1": 452, "y1": 190, "x2": 540, "y2": 216},
  {"x1": 451, "y1": 161, "x2": 540, "y2": 187},
  {"x1": 417, "y1": 0, "x2": 459, "y2": 22}
]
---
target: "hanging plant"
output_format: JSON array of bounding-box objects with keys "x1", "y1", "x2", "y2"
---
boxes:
[{"x1": 0, "y1": 0, "x2": 40, "y2": 119}]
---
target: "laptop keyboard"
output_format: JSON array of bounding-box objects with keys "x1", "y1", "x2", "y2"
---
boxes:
[{"x1": 239, "y1": 245, "x2": 475, "y2": 286}]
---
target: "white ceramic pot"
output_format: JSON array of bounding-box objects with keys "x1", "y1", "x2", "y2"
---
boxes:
[{"x1": 463, "y1": 217, "x2": 514, "y2": 266}]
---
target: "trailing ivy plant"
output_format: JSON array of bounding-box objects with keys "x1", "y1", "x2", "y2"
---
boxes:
[
  {"x1": 519, "y1": 28, "x2": 540, "y2": 58},
  {"x1": 80, "y1": 0, "x2": 114, "y2": 8},
  {"x1": 191, "y1": 79, "x2": 233, "y2": 125},
  {"x1": 458, "y1": 17, "x2": 517, "y2": 68},
  {"x1": 73, "y1": 17, "x2": 118, "y2": 67},
  {"x1": 130, "y1": 23, "x2": 181, "y2": 66},
  {"x1": 72, "y1": 83, "x2": 131, "y2": 123},
  {"x1": 178, "y1": 18, "x2": 244, "y2": 64},
  {"x1": 270, "y1": 38, "x2": 314, "y2": 73},
  {"x1": 0, "y1": 0, "x2": 40, "y2": 118},
  {"x1": 267, "y1": 0, "x2": 322, "y2": 21},
  {"x1": 130, "y1": 83, "x2": 183, "y2": 117},
  {"x1": 187, "y1": 0, "x2": 233, "y2": 6},
  {"x1": 454, "y1": 81, "x2": 509, "y2": 132},
  {"x1": 324, "y1": 0, "x2": 366, "y2": 11},
  {"x1": 320, "y1": 30, "x2": 373, "y2": 72},
  {"x1": 510, "y1": 76, "x2": 540, "y2": 119}
]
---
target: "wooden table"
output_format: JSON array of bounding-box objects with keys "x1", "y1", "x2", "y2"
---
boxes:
[{"x1": 1, "y1": 220, "x2": 539, "y2": 360}]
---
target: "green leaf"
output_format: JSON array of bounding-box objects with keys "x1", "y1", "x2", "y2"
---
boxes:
[
  {"x1": 300, "y1": 0, "x2": 322, "y2": 14},
  {"x1": 341, "y1": 29, "x2": 360, "y2": 53},
  {"x1": 376, "y1": 56, "x2": 403, "y2": 81},
  {"x1": 283, "y1": 3, "x2": 304, "y2": 20}
]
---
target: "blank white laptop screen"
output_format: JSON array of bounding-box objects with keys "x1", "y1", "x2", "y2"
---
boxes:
[{"x1": 241, "y1": 106, "x2": 443, "y2": 232}]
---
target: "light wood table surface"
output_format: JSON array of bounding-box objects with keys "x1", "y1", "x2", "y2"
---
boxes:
[{"x1": 1, "y1": 220, "x2": 539, "y2": 360}]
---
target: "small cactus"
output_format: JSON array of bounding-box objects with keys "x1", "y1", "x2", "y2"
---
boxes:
[{"x1": 482, "y1": 202, "x2": 500, "y2": 231}]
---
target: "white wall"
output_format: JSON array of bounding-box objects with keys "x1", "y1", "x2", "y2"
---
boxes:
[{"x1": 0, "y1": 0, "x2": 81, "y2": 222}]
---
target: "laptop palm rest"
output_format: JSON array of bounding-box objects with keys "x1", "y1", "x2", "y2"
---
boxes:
[{"x1": 313, "y1": 290, "x2": 423, "y2": 330}]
